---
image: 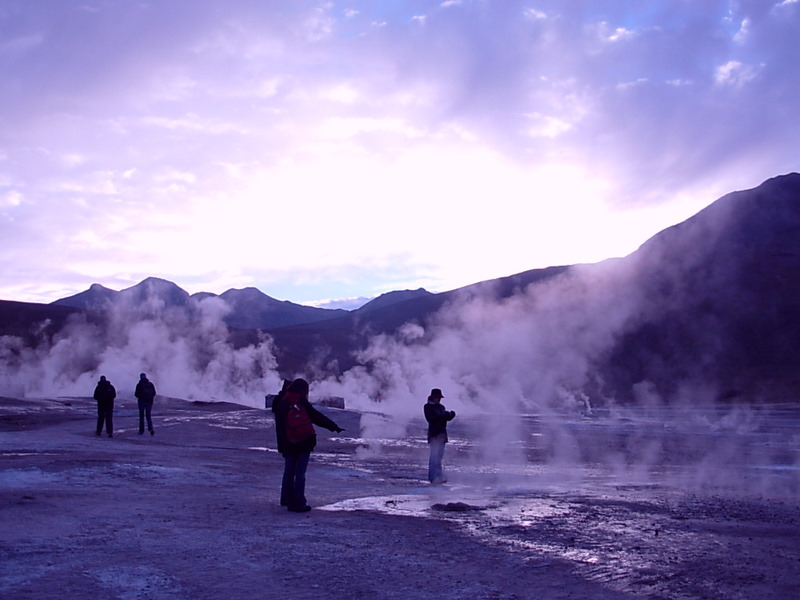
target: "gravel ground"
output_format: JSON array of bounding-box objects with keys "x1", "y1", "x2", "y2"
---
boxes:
[{"x1": 1, "y1": 395, "x2": 798, "y2": 600}]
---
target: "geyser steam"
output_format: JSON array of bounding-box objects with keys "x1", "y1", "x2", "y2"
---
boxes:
[{"x1": 0, "y1": 291, "x2": 281, "y2": 406}]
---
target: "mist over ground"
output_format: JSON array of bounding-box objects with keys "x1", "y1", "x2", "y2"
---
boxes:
[
  {"x1": 3, "y1": 249, "x2": 797, "y2": 500},
  {"x1": 2, "y1": 257, "x2": 643, "y2": 413}
]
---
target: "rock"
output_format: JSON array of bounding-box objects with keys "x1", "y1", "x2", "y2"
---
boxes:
[{"x1": 431, "y1": 502, "x2": 484, "y2": 512}]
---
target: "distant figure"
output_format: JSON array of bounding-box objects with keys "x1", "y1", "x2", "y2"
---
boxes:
[
  {"x1": 424, "y1": 388, "x2": 456, "y2": 484},
  {"x1": 93, "y1": 375, "x2": 116, "y2": 438},
  {"x1": 134, "y1": 373, "x2": 157, "y2": 436},
  {"x1": 271, "y1": 378, "x2": 343, "y2": 513}
]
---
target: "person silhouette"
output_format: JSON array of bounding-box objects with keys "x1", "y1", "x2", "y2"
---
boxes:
[
  {"x1": 93, "y1": 375, "x2": 116, "y2": 438},
  {"x1": 134, "y1": 373, "x2": 157, "y2": 436},
  {"x1": 424, "y1": 388, "x2": 455, "y2": 484}
]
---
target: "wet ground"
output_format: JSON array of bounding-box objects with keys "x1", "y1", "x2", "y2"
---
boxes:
[{"x1": 1, "y1": 395, "x2": 798, "y2": 599}]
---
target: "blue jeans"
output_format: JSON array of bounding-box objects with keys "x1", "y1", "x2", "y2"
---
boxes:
[
  {"x1": 428, "y1": 435, "x2": 447, "y2": 483},
  {"x1": 281, "y1": 452, "x2": 311, "y2": 510},
  {"x1": 138, "y1": 401, "x2": 154, "y2": 433}
]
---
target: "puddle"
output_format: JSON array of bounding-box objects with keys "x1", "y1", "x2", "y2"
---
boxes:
[
  {"x1": 0, "y1": 467, "x2": 59, "y2": 488},
  {"x1": 247, "y1": 446, "x2": 275, "y2": 453},
  {"x1": 0, "y1": 452, "x2": 58, "y2": 457},
  {"x1": 347, "y1": 437, "x2": 426, "y2": 449},
  {"x1": 319, "y1": 494, "x2": 433, "y2": 515},
  {"x1": 318, "y1": 490, "x2": 569, "y2": 522}
]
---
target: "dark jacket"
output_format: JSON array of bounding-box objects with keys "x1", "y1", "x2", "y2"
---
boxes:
[
  {"x1": 424, "y1": 401, "x2": 455, "y2": 442},
  {"x1": 93, "y1": 380, "x2": 116, "y2": 403},
  {"x1": 272, "y1": 390, "x2": 341, "y2": 455},
  {"x1": 135, "y1": 378, "x2": 157, "y2": 403}
]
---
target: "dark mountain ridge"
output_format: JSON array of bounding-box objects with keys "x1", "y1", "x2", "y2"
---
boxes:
[
  {"x1": 261, "y1": 264, "x2": 573, "y2": 375},
  {"x1": 0, "y1": 301, "x2": 83, "y2": 345},
  {"x1": 53, "y1": 277, "x2": 191, "y2": 312},
  {"x1": 355, "y1": 289, "x2": 433, "y2": 313},
  {"x1": 49, "y1": 275, "x2": 489, "y2": 334},
  {"x1": 599, "y1": 172, "x2": 800, "y2": 402},
  {"x1": 218, "y1": 287, "x2": 347, "y2": 329},
  {"x1": 50, "y1": 278, "x2": 417, "y2": 330},
  {"x1": 52, "y1": 283, "x2": 117, "y2": 311}
]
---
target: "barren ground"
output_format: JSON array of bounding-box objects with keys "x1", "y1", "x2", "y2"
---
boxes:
[{"x1": 1, "y1": 396, "x2": 798, "y2": 600}]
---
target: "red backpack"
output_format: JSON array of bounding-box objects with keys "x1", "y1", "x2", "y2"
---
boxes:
[{"x1": 285, "y1": 394, "x2": 315, "y2": 443}]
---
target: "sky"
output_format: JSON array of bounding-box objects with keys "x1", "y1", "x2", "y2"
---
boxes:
[{"x1": 1, "y1": 0, "x2": 798, "y2": 308}]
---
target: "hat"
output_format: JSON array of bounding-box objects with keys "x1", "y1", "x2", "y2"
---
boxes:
[
  {"x1": 99, "y1": 375, "x2": 107, "y2": 382},
  {"x1": 140, "y1": 373, "x2": 147, "y2": 379},
  {"x1": 429, "y1": 388, "x2": 444, "y2": 399},
  {"x1": 288, "y1": 378, "x2": 309, "y2": 395}
]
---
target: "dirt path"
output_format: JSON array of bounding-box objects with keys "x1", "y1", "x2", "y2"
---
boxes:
[{"x1": 1, "y1": 396, "x2": 798, "y2": 599}]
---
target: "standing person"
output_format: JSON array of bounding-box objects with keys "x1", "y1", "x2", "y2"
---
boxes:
[
  {"x1": 424, "y1": 388, "x2": 456, "y2": 484},
  {"x1": 271, "y1": 378, "x2": 343, "y2": 513},
  {"x1": 134, "y1": 372, "x2": 157, "y2": 436},
  {"x1": 93, "y1": 375, "x2": 116, "y2": 438}
]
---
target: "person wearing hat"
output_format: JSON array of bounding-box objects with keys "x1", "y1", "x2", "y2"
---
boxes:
[
  {"x1": 271, "y1": 377, "x2": 344, "y2": 512},
  {"x1": 424, "y1": 388, "x2": 456, "y2": 484},
  {"x1": 93, "y1": 375, "x2": 117, "y2": 438},
  {"x1": 134, "y1": 372, "x2": 157, "y2": 436}
]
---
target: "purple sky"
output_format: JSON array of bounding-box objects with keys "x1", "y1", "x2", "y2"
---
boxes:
[{"x1": 1, "y1": 0, "x2": 798, "y2": 307}]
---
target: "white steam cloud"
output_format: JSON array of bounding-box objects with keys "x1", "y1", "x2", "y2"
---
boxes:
[
  {"x1": 0, "y1": 293, "x2": 280, "y2": 406},
  {"x1": 319, "y1": 260, "x2": 641, "y2": 416},
  {"x1": 312, "y1": 261, "x2": 797, "y2": 498}
]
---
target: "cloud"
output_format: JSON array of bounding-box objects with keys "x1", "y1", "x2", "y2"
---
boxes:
[
  {"x1": 1, "y1": 190, "x2": 24, "y2": 208},
  {"x1": 714, "y1": 60, "x2": 761, "y2": 87},
  {"x1": 0, "y1": 1, "x2": 798, "y2": 304}
]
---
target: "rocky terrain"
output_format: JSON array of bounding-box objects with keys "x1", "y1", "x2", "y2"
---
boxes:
[{"x1": 2, "y1": 395, "x2": 798, "y2": 599}]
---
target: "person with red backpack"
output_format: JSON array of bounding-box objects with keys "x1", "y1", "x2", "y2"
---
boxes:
[{"x1": 271, "y1": 378, "x2": 343, "y2": 512}]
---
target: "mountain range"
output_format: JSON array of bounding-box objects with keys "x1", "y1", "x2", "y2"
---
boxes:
[{"x1": 1, "y1": 172, "x2": 799, "y2": 404}]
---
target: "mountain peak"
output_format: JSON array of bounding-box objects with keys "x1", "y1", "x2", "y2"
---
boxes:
[
  {"x1": 357, "y1": 288, "x2": 432, "y2": 312},
  {"x1": 221, "y1": 287, "x2": 272, "y2": 301},
  {"x1": 133, "y1": 277, "x2": 184, "y2": 289},
  {"x1": 51, "y1": 283, "x2": 117, "y2": 309},
  {"x1": 119, "y1": 278, "x2": 191, "y2": 307}
]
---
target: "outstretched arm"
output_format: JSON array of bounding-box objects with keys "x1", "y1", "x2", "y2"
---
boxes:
[{"x1": 307, "y1": 403, "x2": 344, "y2": 433}]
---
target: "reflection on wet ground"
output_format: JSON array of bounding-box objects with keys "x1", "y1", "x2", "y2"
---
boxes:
[
  {"x1": 320, "y1": 404, "x2": 800, "y2": 501},
  {"x1": 309, "y1": 404, "x2": 800, "y2": 597},
  {"x1": 318, "y1": 462, "x2": 799, "y2": 599}
]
